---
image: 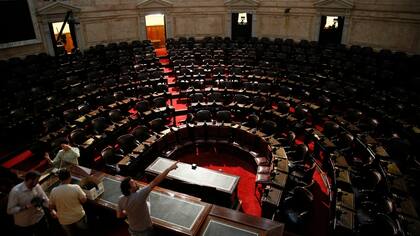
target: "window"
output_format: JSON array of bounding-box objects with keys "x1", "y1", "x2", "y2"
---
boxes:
[{"x1": 0, "y1": 0, "x2": 38, "y2": 46}]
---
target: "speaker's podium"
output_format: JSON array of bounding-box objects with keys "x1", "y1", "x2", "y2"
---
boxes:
[{"x1": 145, "y1": 157, "x2": 240, "y2": 208}]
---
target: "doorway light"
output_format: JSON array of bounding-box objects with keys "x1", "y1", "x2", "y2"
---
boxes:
[
  {"x1": 324, "y1": 16, "x2": 339, "y2": 29},
  {"x1": 145, "y1": 14, "x2": 164, "y2": 26},
  {"x1": 52, "y1": 22, "x2": 70, "y2": 34},
  {"x1": 238, "y1": 12, "x2": 247, "y2": 25}
]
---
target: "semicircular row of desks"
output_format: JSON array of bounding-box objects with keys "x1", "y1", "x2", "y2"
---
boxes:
[
  {"x1": 40, "y1": 164, "x2": 284, "y2": 236},
  {"x1": 112, "y1": 121, "x2": 295, "y2": 227},
  {"x1": 118, "y1": 121, "x2": 289, "y2": 185}
]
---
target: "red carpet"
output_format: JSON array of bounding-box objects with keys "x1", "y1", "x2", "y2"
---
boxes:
[
  {"x1": 308, "y1": 168, "x2": 331, "y2": 236},
  {"x1": 175, "y1": 115, "x2": 187, "y2": 126},
  {"x1": 163, "y1": 67, "x2": 173, "y2": 74},
  {"x1": 159, "y1": 58, "x2": 170, "y2": 65},
  {"x1": 155, "y1": 48, "x2": 167, "y2": 57},
  {"x1": 176, "y1": 147, "x2": 262, "y2": 216},
  {"x1": 172, "y1": 98, "x2": 187, "y2": 111},
  {"x1": 166, "y1": 75, "x2": 176, "y2": 84},
  {"x1": 2, "y1": 150, "x2": 33, "y2": 168}
]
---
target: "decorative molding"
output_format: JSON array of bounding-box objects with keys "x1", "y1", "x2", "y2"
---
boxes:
[
  {"x1": 224, "y1": 0, "x2": 259, "y2": 7},
  {"x1": 137, "y1": 0, "x2": 173, "y2": 9},
  {"x1": 38, "y1": 2, "x2": 81, "y2": 15},
  {"x1": 314, "y1": 0, "x2": 354, "y2": 9}
]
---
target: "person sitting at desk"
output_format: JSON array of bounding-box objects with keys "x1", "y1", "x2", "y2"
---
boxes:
[
  {"x1": 44, "y1": 139, "x2": 80, "y2": 167},
  {"x1": 117, "y1": 161, "x2": 179, "y2": 236}
]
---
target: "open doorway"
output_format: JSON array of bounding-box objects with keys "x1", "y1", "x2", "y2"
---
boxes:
[
  {"x1": 49, "y1": 21, "x2": 76, "y2": 55},
  {"x1": 231, "y1": 12, "x2": 252, "y2": 41},
  {"x1": 145, "y1": 14, "x2": 166, "y2": 49},
  {"x1": 319, "y1": 16, "x2": 344, "y2": 45}
]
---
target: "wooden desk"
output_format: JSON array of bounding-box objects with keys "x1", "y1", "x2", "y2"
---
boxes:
[
  {"x1": 336, "y1": 168, "x2": 351, "y2": 183},
  {"x1": 146, "y1": 157, "x2": 240, "y2": 195},
  {"x1": 261, "y1": 186, "x2": 283, "y2": 219},
  {"x1": 41, "y1": 165, "x2": 211, "y2": 236},
  {"x1": 334, "y1": 206, "x2": 355, "y2": 235},
  {"x1": 206, "y1": 205, "x2": 284, "y2": 236},
  {"x1": 336, "y1": 188, "x2": 355, "y2": 211},
  {"x1": 271, "y1": 171, "x2": 288, "y2": 189},
  {"x1": 274, "y1": 147, "x2": 287, "y2": 159},
  {"x1": 98, "y1": 177, "x2": 212, "y2": 235},
  {"x1": 332, "y1": 152, "x2": 349, "y2": 169},
  {"x1": 265, "y1": 137, "x2": 281, "y2": 147},
  {"x1": 375, "y1": 146, "x2": 390, "y2": 158},
  {"x1": 363, "y1": 135, "x2": 378, "y2": 145},
  {"x1": 397, "y1": 196, "x2": 419, "y2": 219},
  {"x1": 381, "y1": 160, "x2": 402, "y2": 177},
  {"x1": 272, "y1": 155, "x2": 288, "y2": 174},
  {"x1": 41, "y1": 165, "x2": 283, "y2": 236},
  {"x1": 145, "y1": 157, "x2": 241, "y2": 208},
  {"x1": 305, "y1": 128, "x2": 336, "y2": 158},
  {"x1": 335, "y1": 116, "x2": 360, "y2": 133}
]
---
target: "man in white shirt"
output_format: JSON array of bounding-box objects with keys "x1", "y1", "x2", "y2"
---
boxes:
[
  {"x1": 49, "y1": 168, "x2": 88, "y2": 236},
  {"x1": 44, "y1": 140, "x2": 80, "y2": 167},
  {"x1": 7, "y1": 171, "x2": 50, "y2": 236}
]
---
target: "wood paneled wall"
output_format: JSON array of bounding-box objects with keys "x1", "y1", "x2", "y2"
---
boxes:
[{"x1": 146, "y1": 25, "x2": 165, "y2": 48}]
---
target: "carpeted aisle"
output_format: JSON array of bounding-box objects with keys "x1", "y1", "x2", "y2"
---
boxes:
[
  {"x1": 157, "y1": 46, "x2": 261, "y2": 215},
  {"x1": 309, "y1": 170, "x2": 332, "y2": 236}
]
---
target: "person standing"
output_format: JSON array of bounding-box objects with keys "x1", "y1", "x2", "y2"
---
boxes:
[
  {"x1": 7, "y1": 171, "x2": 50, "y2": 236},
  {"x1": 117, "y1": 161, "x2": 179, "y2": 236},
  {"x1": 49, "y1": 168, "x2": 88, "y2": 236},
  {"x1": 44, "y1": 140, "x2": 80, "y2": 167}
]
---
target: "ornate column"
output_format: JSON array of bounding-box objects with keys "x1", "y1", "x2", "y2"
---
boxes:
[
  {"x1": 41, "y1": 19, "x2": 55, "y2": 55},
  {"x1": 341, "y1": 12, "x2": 351, "y2": 44}
]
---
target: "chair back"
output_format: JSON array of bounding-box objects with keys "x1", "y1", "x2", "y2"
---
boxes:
[
  {"x1": 196, "y1": 110, "x2": 212, "y2": 122},
  {"x1": 150, "y1": 118, "x2": 165, "y2": 132},
  {"x1": 70, "y1": 129, "x2": 87, "y2": 146},
  {"x1": 92, "y1": 117, "x2": 109, "y2": 134},
  {"x1": 131, "y1": 125, "x2": 150, "y2": 142},
  {"x1": 135, "y1": 100, "x2": 150, "y2": 113},
  {"x1": 216, "y1": 110, "x2": 231, "y2": 123},
  {"x1": 261, "y1": 120, "x2": 277, "y2": 135},
  {"x1": 116, "y1": 134, "x2": 138, "y2": 154},
  {"x1": 109, "y1": 109, "x2": 122, "y2": 123}
]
